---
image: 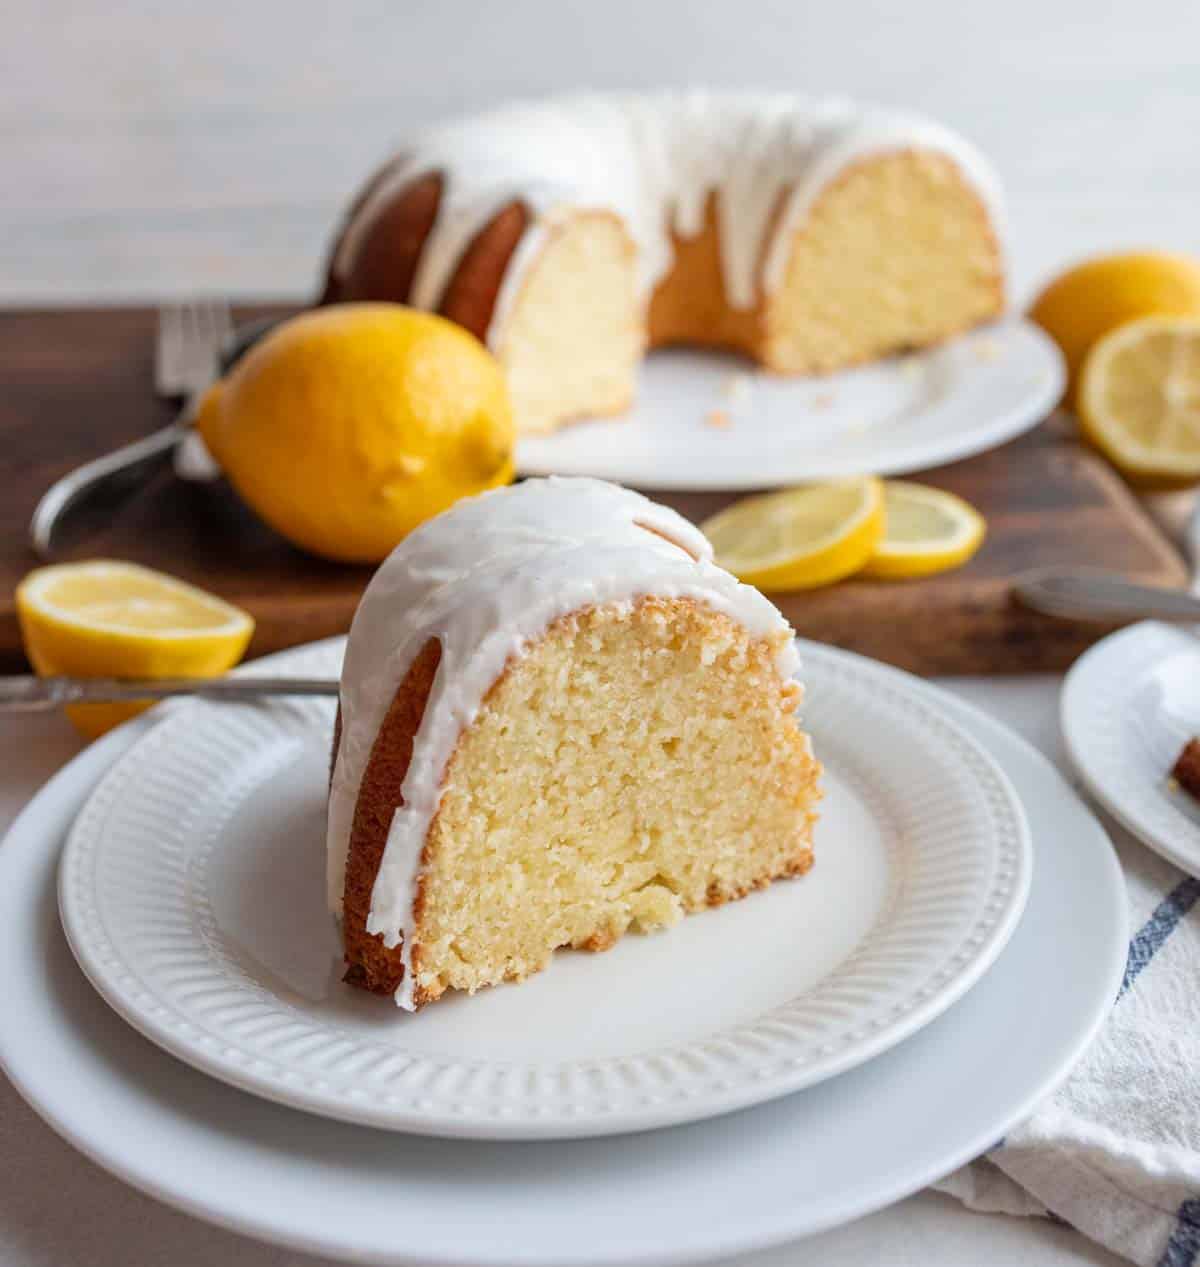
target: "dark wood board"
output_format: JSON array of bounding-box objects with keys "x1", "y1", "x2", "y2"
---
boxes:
[{"x1": 0, "y1": 307, "x2": 1187, "y2": 674}]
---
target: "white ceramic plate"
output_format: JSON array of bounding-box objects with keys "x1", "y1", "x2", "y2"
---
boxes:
[
  {"x1": 57, "y1": 639, "x2": 1031, "y2": 1140},
  {"x1": 1062, "y1": 620, "x2": 1200, "y2": 877},
  {"x1": 516, "y1": 318, "x2": 1064, "y2": 490},
  {"x1": 0, "y1": 668, "x2": 1125, "y2": 1267}
]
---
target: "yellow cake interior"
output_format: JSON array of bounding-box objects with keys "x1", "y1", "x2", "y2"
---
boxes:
[
  {"x1": 762, "y1": 152, "x2": 1003, "y2": 372},
  {"x1": 498, "y1": 212, "x2": 644, "y2": 435},
  {"x1": 409, "y1": 596, "x2": 821, "y2": 1003}
]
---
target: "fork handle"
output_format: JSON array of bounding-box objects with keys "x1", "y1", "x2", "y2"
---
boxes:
[{"x1": 30, "y1": 417, "x2": 190, "y2": 559}]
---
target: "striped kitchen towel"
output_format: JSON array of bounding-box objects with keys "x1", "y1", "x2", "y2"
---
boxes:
[{"x1": 935, "y1": 831, "x2": 1200, "y2": 1266}]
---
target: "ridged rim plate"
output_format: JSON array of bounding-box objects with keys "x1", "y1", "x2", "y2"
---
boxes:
[
  {"x1": 58, "y1": 637, "x2": 1032, "y2": 1140},
  {"x1": 516, "y1": 317, "x2": 1064, "y2": 490},
  {"x1": 1063, "y1": 620, "x2": 1200, "y2": 877}
]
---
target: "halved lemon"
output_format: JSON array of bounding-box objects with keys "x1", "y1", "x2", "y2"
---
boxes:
[
  {"x1": 1078, "y1": 316, "x2": 1200, "y2": 487},
  {"x1": 1029, "y1": 251, "x2": 1200, "y2": 406},
  {"x1": 861, "y1": 482, "x2": 986, "y2": 580},
  {"x1": 16, "y1": 560, "x2": 255, "y2": 739},
  {"x1": 701, "y1": 477, "x2": 884, "y2": 591}
]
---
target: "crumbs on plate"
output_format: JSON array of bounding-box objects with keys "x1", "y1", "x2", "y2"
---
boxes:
[
  {"x1": 972, "y1": 336, "x2": 1002, "y2": 364},
  {"x1": 721, "y1": 373, "x2": 753, "y2": 407}
]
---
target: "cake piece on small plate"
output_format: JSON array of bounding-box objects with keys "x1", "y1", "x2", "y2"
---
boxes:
[{"x1": 327, "y1": 477, "x2": 821, "y2": 1009}]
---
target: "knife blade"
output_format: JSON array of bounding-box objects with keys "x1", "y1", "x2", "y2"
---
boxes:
[{"x1": 0, "y1": 675, "x2": 339, "y2": 712}]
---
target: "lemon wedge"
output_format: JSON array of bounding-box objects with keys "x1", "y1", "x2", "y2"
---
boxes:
[
  {"x1": 16, "y1": 561, "x2": 254, "y2": 739},
  {"x1": 861, "y1": 481, "x2": 986, "y2": 579},
  {"x1": 701, "y1": 477, "x2": 884, "y2": 591},
  {"x1": 1078, "y1": 316, "x2": 1200, "y2": 487},
  {"x1": 1030, "y1": 251, "x2": 1200, "y2": 406}
]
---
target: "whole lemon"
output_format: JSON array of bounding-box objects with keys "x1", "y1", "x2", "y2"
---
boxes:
[
  {"x1": 1029, "y1": 251, "x2": 1200, "y2": 406},
  {"x1": 198, "y1": 304, "x2": 515, "y2": 562}
]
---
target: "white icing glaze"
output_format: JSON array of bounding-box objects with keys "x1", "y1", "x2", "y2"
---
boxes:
[
  {"x1": 332, "y1": 92, "x2": 1005, "y2": 344},
  {"x1": 326, "y1": 477, "x2": 799, "y2": 1010}
]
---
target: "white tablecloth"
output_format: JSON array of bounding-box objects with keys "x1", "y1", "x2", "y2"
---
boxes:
[{"x1": 0, "y1": 677, "x2": 1127, "y2": 1267}]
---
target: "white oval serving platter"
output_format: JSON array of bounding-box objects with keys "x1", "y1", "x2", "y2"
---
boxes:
[
  {"x1": 516, "y1": 318, "x2": 1064, "y2": 490},
  {"x1": 57, "y1": 637, "x2": 1031, "y2": 1140},
  {"x1": 1063, "y1": 620, "x2": 1200, "y2": 877}
]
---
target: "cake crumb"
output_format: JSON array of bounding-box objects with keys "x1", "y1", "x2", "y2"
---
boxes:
[
  {"x1": 973, "y1": 336, "x2": 1001, "y2": 363},
  {"x1": 811, "y1": 392, "x2": 835, "y2": 410},
  {"x1": 705, "y1": 408, "x2": 733, "y2": 429},
  {"x1": 721, "y1": 373, "x2": 754, "y2": 408}
]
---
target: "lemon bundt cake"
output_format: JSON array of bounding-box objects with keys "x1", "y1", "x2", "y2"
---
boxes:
[
  {"x1": 327, "y1": 478, "x2": 822, "y2": 1010},
  {"x1": 321, "y1": 93, "x2": 1006, "y2": 435}
]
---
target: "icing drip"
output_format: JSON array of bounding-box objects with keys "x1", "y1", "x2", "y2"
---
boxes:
[
  {"x1": 332, "y1": 92, "x2": 1005, "y2": 346},
  {"x1": 326, "y1": 478, "x2": 799, "y2": 1010}
]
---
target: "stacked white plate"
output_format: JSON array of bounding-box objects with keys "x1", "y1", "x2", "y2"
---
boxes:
[
  {"x1": 0, "y1": 635, "x2": 1125, "y2": 1266},
  {"x1": 1063, "y1": 621, "x2": 1200, "y2": 877}
]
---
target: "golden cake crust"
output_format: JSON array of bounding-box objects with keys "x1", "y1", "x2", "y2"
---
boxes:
[
  {"x1": 337, "y1": 636, "x2": 441, "y2": 1001},
  {"x1": 322, "y1": 173, "x2": 530, "y2": 344},
  {"x1": 321, "y1": 168, "x2": 439, "y2": 309}
]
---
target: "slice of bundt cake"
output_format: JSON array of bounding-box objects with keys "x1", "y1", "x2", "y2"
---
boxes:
[
  {"x1": 322, "y1": 93, "x2": 1006, "y2": 435},
  {"x1": 327, "y1": 478, "x2": 821, "y2": 1009}
]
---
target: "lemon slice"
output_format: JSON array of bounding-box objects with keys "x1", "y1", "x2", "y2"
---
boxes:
[
  {"x1": 701, "y1": 477, "x2": 884, "y2": 591},
  {"x1": 16, "y1": 561, "x2": 255, "y2": 739},
  {"x1": 861, "y1": 482, "x2": 986, "y2": 579},
  {"x1": 1078, "y1": 316, "x2": 1200, "y2": 487}
]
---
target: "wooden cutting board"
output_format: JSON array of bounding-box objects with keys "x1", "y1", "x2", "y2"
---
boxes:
[{"x1": 0, "y1": 307, "x2": 1187, "y2": 675}]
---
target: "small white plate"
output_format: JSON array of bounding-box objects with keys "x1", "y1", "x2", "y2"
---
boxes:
[
  {"x1": 0, "y1": 671, "x2": 1125, "y2": 1267},
  {"x1": 1062, "y1": 621, "x2": 1200, "y2": 876},
  {"x1": 58, "y1": 639, "x2": 1032, "y2": 1140},
  {"x1": 516, "y1": 318, "x2": 1064, "y2": 490}
]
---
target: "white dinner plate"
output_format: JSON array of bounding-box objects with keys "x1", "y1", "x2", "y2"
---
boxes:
[
  {"x1": 1062, "y1": 621, "x2": 1200, "y2": 877},
  {"x1": 516, "y1": 318, "x2": 1064, "y2": 490},
  {"x1": 57, "y1": 639, "x2": 1031, "y2": 1140},
  {"x1": 0, "y1": 665, "x2": 1125, "y2": 1267}
]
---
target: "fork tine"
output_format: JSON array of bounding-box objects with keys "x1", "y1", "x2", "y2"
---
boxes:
[
  {"x1": 198, "y1": 298, "x2": 234, "y2": 353},
  {"x1": 156, "y1": 298, "x2": 232, "y2": 399},
  {"x1": 210, "y1": 298, "x2": 234, "y2": 347},
  {"x1": 155, "y1": 303, "x2": 185, "y2": 395},
  {"x1": 195, "y1": 298, "x2": 216, "y2": 349},
  {"x1": 182, "y1": 297, "x2": 199, "y2": 352}
]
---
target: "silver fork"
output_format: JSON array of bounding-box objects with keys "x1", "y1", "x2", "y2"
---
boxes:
[
  {"x1": 155, "y1": 298, "x2": 232, "y2": 398},
  {"x1": 29, "y1": 299, "x2": 233, "y2": 558}
]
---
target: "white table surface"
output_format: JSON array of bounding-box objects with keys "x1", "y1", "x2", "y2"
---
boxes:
[
  {"x1": 0, "y1": 680, "x2": 1127, "y2": 1267},
  {"x1": 4, "y1": 0, "x2": 1198, "y2": 1259}
]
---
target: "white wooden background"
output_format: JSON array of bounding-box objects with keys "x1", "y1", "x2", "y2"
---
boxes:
[{"x1": 4, "y1": 0, "x2": 1200, "y2": 306}]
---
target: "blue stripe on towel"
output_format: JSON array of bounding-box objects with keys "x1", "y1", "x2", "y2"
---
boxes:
[
  {"x1": 1157, "y1": 1197, "x2": 1200, "y2": 1267},
  {"x1": 1120, "y1": 877, "x2": 1200, "y2": 1000}
]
